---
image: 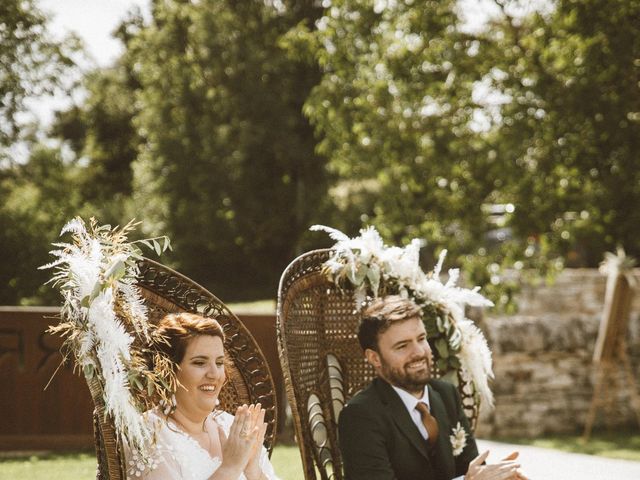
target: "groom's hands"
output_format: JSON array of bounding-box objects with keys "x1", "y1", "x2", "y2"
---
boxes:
[{"x1": 465, "y1": 450, "x2": 530, "y2": 480}]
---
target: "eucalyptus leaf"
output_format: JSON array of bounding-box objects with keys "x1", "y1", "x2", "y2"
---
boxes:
[
  {"x1": 104, "y1": 259, "x2": 126, "y2": 282},
  {"x1": 435, "y1": 338, "x2": 449, "y2": 358},
  {"x1": 436, "y1": 358, "x2": 449, "y2": 372},
  {"x1": 83, "y1": 363, "x2": 94, "y2": 379},
  {"x1": 80, "y1": 295, "x2": 91, "y2": 308},
  {"x1": 367, "y1": 263, "x2": 381, "y2": 295},
  {"x1": 449, "y1": 356, "x2": 461, "y2": 369},
  {"x1": 449, "y1": 328, "x2": 462, "y2": 350},
  {"x1": 133, "y1": 376, "x2": 143, "y2": 391},
  {"x1": 441, "y1": 370, "x2": 459, "y2": 385},
  {"x1": 163, "y1": 236, "x2": 172, "y2": 252},
  {"x1": 89, "y1": 281, "x2": 103, "y2": 303},
  {"x1": 139, "y1": 240, "x2": 154, "y2": 251}
]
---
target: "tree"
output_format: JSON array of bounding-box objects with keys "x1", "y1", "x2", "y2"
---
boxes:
[
  {"x1": 0, "y1": 0, "x2": 80, "y2": 304},
  {"x1": 52, "y1": 66, "x2": 141, "y2": 224},
  {"x1": 0, "y1": 0, "x2": 77, "y2": 159},
  {"x1": 0, "y1": 145, "x2": 82, "y2": 304},
  {"x1": 283, "y1": 0, "x2": 640, "y2": 309},
  {"x1": 486, "y1": 0, "x2": 640, "y2": 267},
  {"x1": 284, "y1": 0, "x2": 517, "y2": 300},
  {"x1": 128, "y1": 0, "x2": 327, "y2": 299}
]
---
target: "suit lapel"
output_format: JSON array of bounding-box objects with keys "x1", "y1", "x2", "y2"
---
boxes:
[
  {"x1": 374, "y1": 378, "x2": 431, "y2": 462},
  {"x1": 427, "y1": 384, "x2": 456, "y2": 477}
]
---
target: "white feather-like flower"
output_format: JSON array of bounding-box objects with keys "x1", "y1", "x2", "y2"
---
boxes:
[
  {"x1": 433, "y1": 249, "x2": 447, "y2": 278},
  {"x1": 119, "y1": 282, "x2": 151, "y2": 338},
  {"x1": 312, "y1": 224, "x2": 496, "y2": 410},
  {"x1": 88, "y1": 289, "x2": 150, "y2": 448},
  {"x1": 78, "y1": 330, "x2": 95, "y2": 360},
  {"x1": 60, "y1": 218, "x2": 88, "y2": 236},
  {"x1": 42, "y1": 216, "x2": 157, "y2": 452},
  {"x1": 450, "y1": 422, "x2": 467, "y2": 456},
  {"x1": 310, "y1": 224, "x2": 351, "y2": 243},
  {"x1": 67, "y1": 253, "x2": 102, "y2": 300},
  {"x1": 457, "y1": 319, "x2": 494, "y2": 408}
]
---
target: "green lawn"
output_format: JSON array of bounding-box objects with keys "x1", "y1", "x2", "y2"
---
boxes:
[
  {"x1": 0, "y1": 451, "x2": 97, "y2": 480},
  {"x1": 228, "y1": 299, "x2": 276, "y2": 315},
  {"x1": 1, "y1": 432, "x2": 638, "y2": 479},
  {"x1": 0, "y1": 444, "x2": 303, "y2": 480}
]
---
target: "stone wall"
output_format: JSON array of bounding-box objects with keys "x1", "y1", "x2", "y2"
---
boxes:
[{"x1": 476, "y1": 269, "x2": 640, "y2": 438}]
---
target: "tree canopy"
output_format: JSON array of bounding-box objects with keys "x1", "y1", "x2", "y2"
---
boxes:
[
  {"x1": 0, "y1": 0, "x2": 77, "y2": 159},
  {"x1": 1, "y1": 0, "x2": 639, "y2": 306}
]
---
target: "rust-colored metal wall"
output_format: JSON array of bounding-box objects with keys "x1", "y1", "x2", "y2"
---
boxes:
[
  {"x1": 0, "y1": 308, "x2": 282, "y2": 451},
  {"x1": 0, "y1": 307, "x2": 93, "y2": 450}
]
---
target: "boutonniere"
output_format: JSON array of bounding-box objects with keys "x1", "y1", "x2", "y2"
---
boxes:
[{"x1": 450, "y1": 422, "x2": 467, "y2": 456}]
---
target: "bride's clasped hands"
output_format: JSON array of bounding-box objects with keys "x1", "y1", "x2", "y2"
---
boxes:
[{"x1": 216, "y1": 404, "x2": 269, "y2": 480}]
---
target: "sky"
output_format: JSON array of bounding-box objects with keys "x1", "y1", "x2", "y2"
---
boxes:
[
  {"x1": 27, "y1": 0, "x2": 550, "y2": 130},
  {"x1": 35, "y1": 0, "x2": 532, "y2": 68},
  {"x1": 37, "y1": 0, "x2": 150, "y2": 68},
  {"x1": 22, "y1": 0, "x2": 149, "y2": 131}
]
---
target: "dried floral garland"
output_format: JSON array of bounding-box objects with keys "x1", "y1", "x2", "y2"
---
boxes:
[
  {"x1": 311, "y1": 225, "x2": 495, "y2": 409},
  {"x1": 41, "y1": 217, "x2": 177, "y2": 453}
]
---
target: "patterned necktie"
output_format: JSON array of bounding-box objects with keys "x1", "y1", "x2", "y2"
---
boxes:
[{"x1": 416, "y1": 401, "x2": 439, "y2": 447}]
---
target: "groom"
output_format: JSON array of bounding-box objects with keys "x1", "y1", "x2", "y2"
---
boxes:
[{"x1": 338, "y1": 295, "x2": 525, "y2": 480}]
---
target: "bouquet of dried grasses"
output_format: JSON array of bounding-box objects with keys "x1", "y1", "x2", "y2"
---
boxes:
[{"x1": 41, "y1": 217, "x2": 177, "y2": 454}]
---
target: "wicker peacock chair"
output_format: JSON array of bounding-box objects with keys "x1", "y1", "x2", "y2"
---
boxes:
[
  {"x1": 277, "y1": 249, "x2": 480, "y2": 480},
  {"x1": 90, "y1": 258, "x2": 278, "y2": 480}
]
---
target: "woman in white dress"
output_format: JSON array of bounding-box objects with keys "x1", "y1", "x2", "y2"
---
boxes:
[{"x1": 125, "y1": 312, "x2": 279, "y2": 480}]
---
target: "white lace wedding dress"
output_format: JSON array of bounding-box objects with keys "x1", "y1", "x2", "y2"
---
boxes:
[{"x1": 125, "y1": 410, "x2": 280, "y2": 480}]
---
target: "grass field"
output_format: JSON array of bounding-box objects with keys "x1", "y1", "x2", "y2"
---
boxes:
[
  {"x1": 227, "y1": 299, "x2": 276, "y2": 315},
  {"x1": 1, "y1": 432, "x2": 638, "y2": 479},
  {"x1": 0, "y1": 444, "x2": 303, "y2": 480}
]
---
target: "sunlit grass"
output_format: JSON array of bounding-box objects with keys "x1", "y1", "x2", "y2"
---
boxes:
[
  {"x1": 228, "y1": 299, "x2": 276, "y2": 315},
  {"x1": 2, "y1": 431, "x2": 638, "y2": 479},
  {"x1": 0, "y1": 444, "x2": 303, "y2": 480},
  {"x1": 271, "y1": 444, "x2": 304, "y2": 480},
  {"x1": 0, "y1": 451, "x2": 96, "y2": 480}
]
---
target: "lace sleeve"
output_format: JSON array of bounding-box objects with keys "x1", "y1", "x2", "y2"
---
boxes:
[
  {"x1": 125, "y1": 444, "x2": 182, "y2": 479},
  {"x1": 123, "y1": 412, "x2": 183, "y2": 480},
  {"x1": 124, "y1": 410, "x2": 220, "y2": 480}
]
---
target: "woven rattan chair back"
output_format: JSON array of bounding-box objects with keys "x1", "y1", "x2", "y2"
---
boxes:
[
  {"x1": 277, "y1": 249, "x2": 480, "y2": 480},
  {"x1": 91, "y1": 258, "x2": 278, "y2": 480}
]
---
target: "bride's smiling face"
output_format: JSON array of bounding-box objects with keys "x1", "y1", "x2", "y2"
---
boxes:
[{"x1": 175, "y1": 334, "x2": 226, "y2": 414}]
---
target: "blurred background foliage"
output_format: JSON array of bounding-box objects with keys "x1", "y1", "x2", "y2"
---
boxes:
[{"x1": 1, "y1": 0, "x2": 639, "y2": 306}]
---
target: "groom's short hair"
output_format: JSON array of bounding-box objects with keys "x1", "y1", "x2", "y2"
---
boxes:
[{"x1": 358, "y1": 295, "x2": 423, "y2": 351}]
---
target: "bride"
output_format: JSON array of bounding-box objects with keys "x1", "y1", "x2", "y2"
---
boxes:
[{"x1": 125, "y1": 312, "x2": 279, "y2": 480}]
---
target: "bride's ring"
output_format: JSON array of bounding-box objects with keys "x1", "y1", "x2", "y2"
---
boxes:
[{"x1": 240, "y1": 427, "x2": 251, "y2": 438}]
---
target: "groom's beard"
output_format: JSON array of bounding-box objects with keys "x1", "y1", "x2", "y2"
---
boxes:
[{"x1": 379, "y1": 354, "x2": 431, "y2": 395}]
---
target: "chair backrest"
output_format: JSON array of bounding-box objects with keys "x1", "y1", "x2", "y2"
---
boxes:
[
  {"x1": 90, "y1": 258, "x2": 278, "y2": 480},
  {"x1": 277, "y1": 249, "x2": 479, "y2": 480}
]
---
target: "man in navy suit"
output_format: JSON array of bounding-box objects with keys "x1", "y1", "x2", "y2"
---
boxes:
[{"x1": 339, "y1": 295, "x2": 526, "y2": 480}]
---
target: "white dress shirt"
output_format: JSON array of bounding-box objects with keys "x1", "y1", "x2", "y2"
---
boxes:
[
  {"x1": 390, "y1": 384, "x2": 466, "y2": 480},
  {"x1": 391, "y1": 384, "x2": 432, "y2": 441}
]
